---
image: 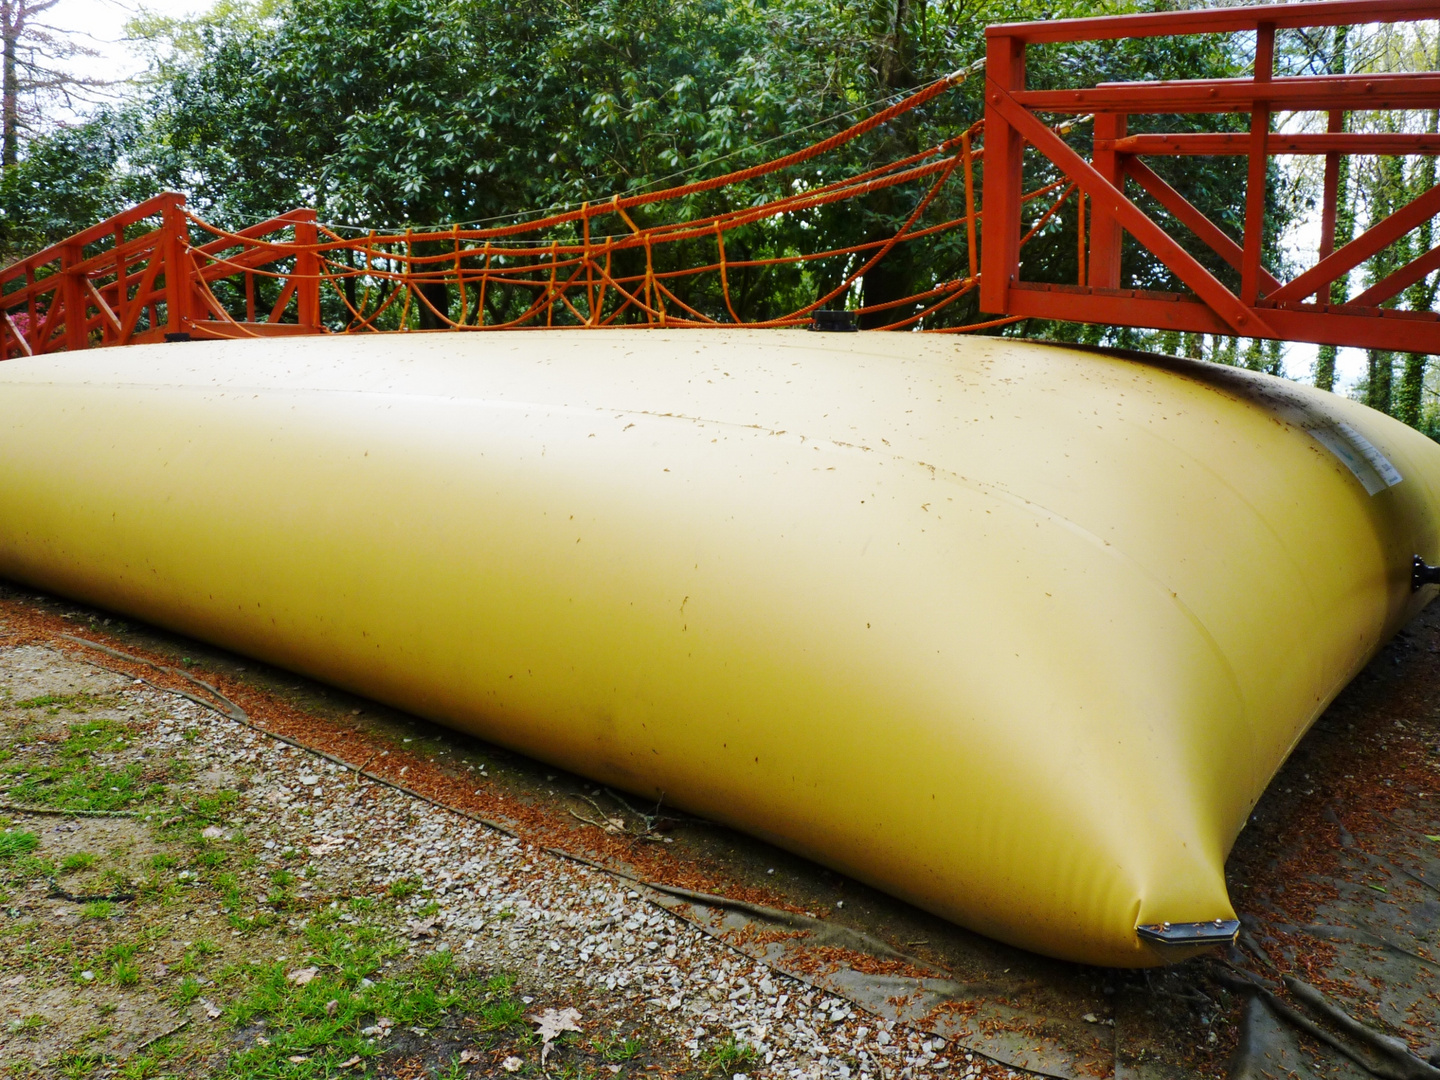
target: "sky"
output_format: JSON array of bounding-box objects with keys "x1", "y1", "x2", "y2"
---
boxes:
[
  {"x1": 33, "y1": 0, "x2": 1378, "y2": 394},
  {"x1": 43, "y1": 0, "x2": 204, "y2": 90}
]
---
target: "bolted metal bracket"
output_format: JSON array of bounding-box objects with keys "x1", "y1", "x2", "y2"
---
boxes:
[
  {"x1": 1413, "y1": 555, "x2": 1440, "y2": 592},
  {"x1": 810, "y1": 309, "x2": 859, "y2": 332},
  {"x1": 1136, "y1": 919, "x2": 1240, "y2": 948}
]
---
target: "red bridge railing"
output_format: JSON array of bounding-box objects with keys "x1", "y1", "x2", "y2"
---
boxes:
[
  {"x1": 0, "y1": 193, "x2": 322, "y2": 357},
  {"x1": 982, "y1": 0, "x2": 1440, "y2": 354}
]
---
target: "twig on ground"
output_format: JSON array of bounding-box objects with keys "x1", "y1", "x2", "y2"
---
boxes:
[
  {"x1": 47, "y1": 877, "x2": 136, "y2": 903},
  {"x1": 134, "y1": 1017, "x2": 190, "y2": 1052},
  {"x1": 0, "y1": 802, "x2": 136, "y2": 818}
]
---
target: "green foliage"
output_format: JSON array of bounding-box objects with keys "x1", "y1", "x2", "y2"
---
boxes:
[
  {"x1": 0, "y1": 830, "x2": 40, "y2": 860},
  {"x1": 701, "y1": 1034, "x2": 759, "y2": 1075}
]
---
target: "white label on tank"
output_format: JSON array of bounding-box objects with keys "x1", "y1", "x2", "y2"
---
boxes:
[
  {"x1": 1335, "y1": 422, "x2": 1403, "y2": 488},
  {"x1": 1307, "y1": 422, "x2": 1402, "y2": 495}
]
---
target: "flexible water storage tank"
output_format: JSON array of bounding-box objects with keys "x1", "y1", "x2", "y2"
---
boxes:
[{"x1": 1, "y1": 329, "x2": 1436, "y2": 965}]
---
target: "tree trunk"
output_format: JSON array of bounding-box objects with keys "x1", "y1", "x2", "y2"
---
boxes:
[
  {"x1": 3, "y1": 0, "x2": 20, "y2": 168},
  {"x1": 1365, "y1": 350, "x2": 1393, "y2": 415},
  {"x1": 1396, "y1": 353, "x2": 1426, "y2": 427}
]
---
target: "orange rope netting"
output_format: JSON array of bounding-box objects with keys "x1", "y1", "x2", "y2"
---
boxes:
[{"x1": 64, "y1": 67, "x2": 1091, "y2": 341}]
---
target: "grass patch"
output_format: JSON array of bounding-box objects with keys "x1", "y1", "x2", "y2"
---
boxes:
[
  {"x1": 387, "y1": 876, "x2": 421, "y2": 899},
  {"x1": 55, "y1": 1050, "x2": 107, "y2": 1079},
  {"x1": 103, "y1": 942, "x2": 141, "y2": 986},
  {"x1": 14, "y1": 692, "x2": 110, "y2": 715},
  {"x1": 1, "y1": 718, "x2": 166, "y2": 814},
  {"x1": 0, "y1": 829, "x2": 39, "y2": 860},
  {"x1": 593, "y1": 1034, "x2": 646, "y2": 1062},
  {"x1": 215, "y1": 914, "x2": 526, "y2": 1078},
  {"x1": 59, "y1": 852, "x2": 97, "y2": 873},
  {"x1": 701, "y1": 1035, "x2": 760, "y2": 1076},
  {"x1": 173, "y1": 975, "x2": 202, "y2": 1006}
]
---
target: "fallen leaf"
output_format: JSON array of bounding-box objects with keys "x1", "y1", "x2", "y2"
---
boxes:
[
  {"x1": 531, "y1": 1007, "x2": 582, "y2": 1063},
  {"x1": 459, "y1": 1049, "x2": 480, "y2": 1063},
  {"x1": 199, "y1": 997, "x2": 221, "y2": 1020},
  {"x1": 287, "y1": 966, "x2": 319, "y2": 985},
  {"x1": 201, "y1": 826, "x2": 224, "y2": 840},
  {"x1": 324, "y1": 999, "x2": 339, "y2": 1017},
  {"x1": 339, "y1": 1057, "x2": 362, "y2": 1069},
  {"x1": 288, "y1": 1056, "x2": 309, "y2": 1064},
  {"x1": 501, "y1": 1056, "x2": 524, "y2": 1073},
  {"x1": 407, "y1": 917, "x2": 438, "y2": 939}
]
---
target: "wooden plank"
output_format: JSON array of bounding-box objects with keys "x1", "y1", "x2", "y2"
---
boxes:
[
  {"x1": 1013, "y1": 72, "x2": 1440, "y2": 115},
  {"x1": 1006, "y1": 284, "x2": 1440, "y2": 352},
  {"x1": 1102, "y1": 132, "x2": 1440, "y2": 155},
  {"x1": 1350, "y1": 243, "x2": 1440, "y2": 308},
  {"x1": 987, "y1": 0, "x2": 1436, "y2": 45}
]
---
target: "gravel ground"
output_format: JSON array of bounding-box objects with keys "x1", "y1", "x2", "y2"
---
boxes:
[
  {"x1": 226, "y1": 696, "x2": 999, "y2": 1079},
  {"x1": 1, "y1": 631, "x2": 1017, "y2": 1080}
]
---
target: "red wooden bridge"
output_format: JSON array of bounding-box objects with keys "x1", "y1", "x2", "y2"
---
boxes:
[{"x1": 1, "y1": 0, "x2": 1436, "y2": 359}]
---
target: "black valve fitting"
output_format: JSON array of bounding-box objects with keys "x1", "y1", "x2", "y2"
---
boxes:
[
  {"x1": 809, "y1": 309, "x2": 858, "y2": 332},
  {"x1": 1413, "y1": 555, "x2": 1440, "y2": 592}
]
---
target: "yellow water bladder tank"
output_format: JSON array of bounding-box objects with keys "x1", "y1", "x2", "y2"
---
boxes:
[{"x1": 1, "y1": 329, "x2": 1436, "y2": 966}]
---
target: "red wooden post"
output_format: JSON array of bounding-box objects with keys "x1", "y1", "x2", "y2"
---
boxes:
[
  {"x1": 161, "y1": 195, "x2": 191, "y2": 337},
  {"x1": 980, "y1": 30, "x2": 1026, "y2": 315},
  {"x1": 26, "y1": 264, "x2": 36, "y2": 349},
  {"x1": 1240, "y1": 22, "x2": 1274, "y2": 307},
  {"x1": 61, "y1": 242, "x2": 86, "y2": 353},
  {"x1": 111, "y1": 226, "x2": 127, "y2": 345},
  {"x1": 293, "y1": 212, "x2": 320, "y2": 327},
  {"x1": 1088, "y1": 113, "x2": 1127, "y2": 290}
]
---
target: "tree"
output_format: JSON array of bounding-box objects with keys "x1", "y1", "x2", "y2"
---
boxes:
[{"x1": 1, "y1": 0, "x2": 107, "y2": 166}]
